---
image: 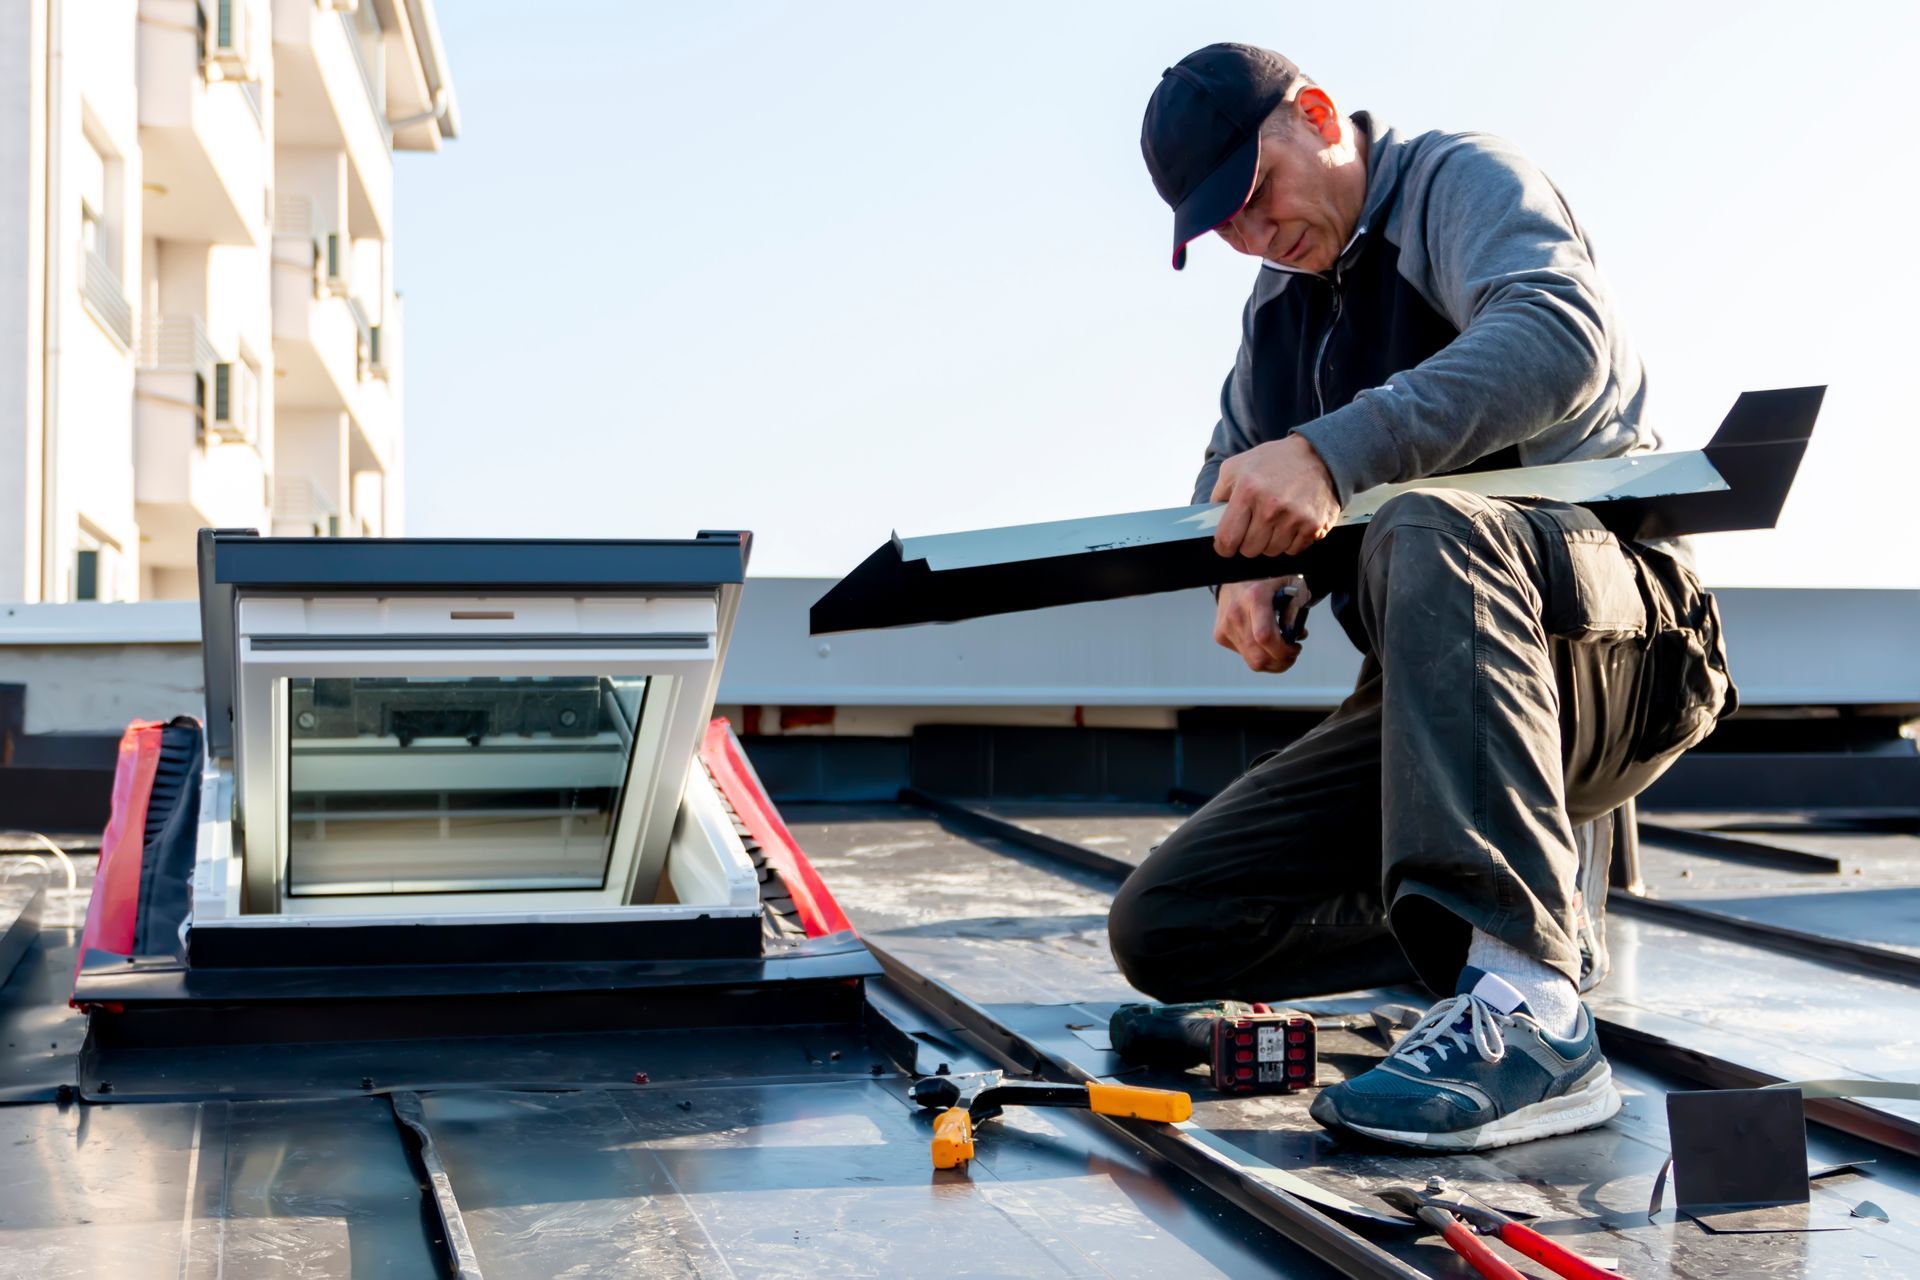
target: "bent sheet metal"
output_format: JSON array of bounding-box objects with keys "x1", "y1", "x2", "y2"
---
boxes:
[{"x1": 811, "y1": 385, "x2": 1823, "y2": 634}]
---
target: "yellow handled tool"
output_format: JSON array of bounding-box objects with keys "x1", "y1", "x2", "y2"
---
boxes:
[
  {"x1": 912, "y1": 1072, "x2": 1192, "y2": 1170},
  {"x1": 930, "y1": 1107, "x2": 975, "y2": 1170}
]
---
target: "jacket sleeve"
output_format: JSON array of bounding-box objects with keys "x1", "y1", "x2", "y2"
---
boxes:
[
  {"x1": 1292, "y1": 139, "x2": 1613, "y2": 505},
  {"x1": 1191, "y1": 293, "x2": 1264, "y2": 504}
]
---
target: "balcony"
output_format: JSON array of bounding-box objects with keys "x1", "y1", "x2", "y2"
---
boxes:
[
  {"x1": 272, "y1": 474, "x2": 338, "y2": 537},
  {"x1": 272, "y1": 197, "x2": 362, "y2": 413},
  {"x1": 135, "y1": 315, "x2": 268, "y2": 571},
  {"x1": 81, "y1": 249, "x2": 134, "y2": 350},
  {"x1": 273, "y1": 0, "x2": 393, "y2": 239},
  {"x1": 136, "y1": 0, "x2": 266, "y2": 246}
]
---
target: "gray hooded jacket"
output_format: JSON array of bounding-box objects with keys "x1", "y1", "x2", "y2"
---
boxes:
[{"x1": 1192, "y1": 113, "x2": 1656, "y2": 513}]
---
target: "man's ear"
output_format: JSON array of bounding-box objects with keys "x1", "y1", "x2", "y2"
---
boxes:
[{"x1": 1295, "y1": 87, "x2": 1342, "y2": 146}]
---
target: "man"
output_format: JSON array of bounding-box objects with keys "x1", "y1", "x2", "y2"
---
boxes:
[{"x1": 1108, "y1": 43, "x2": 1735, "y2": 1151}]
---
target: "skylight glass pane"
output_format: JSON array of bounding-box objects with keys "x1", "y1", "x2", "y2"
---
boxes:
[{"x1": 285, "y1": 675, "x2": 650, "y2": 896}]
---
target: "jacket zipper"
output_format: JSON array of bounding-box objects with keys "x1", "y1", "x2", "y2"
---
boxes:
[
  {"x1": 1311, "y1": 224, "x2": 1367, "y2": 416},
  {"x1": 1312, "y1": 269, "x2": 1344, "y2": 418}
]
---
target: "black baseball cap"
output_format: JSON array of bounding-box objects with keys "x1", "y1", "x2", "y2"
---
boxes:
[{"x1": 1141, "y1": 44, "x2": 1303, "y2": 269}]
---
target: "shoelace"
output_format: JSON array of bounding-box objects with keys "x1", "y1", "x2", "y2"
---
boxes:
[{"x1": 1391, "y1": 993, "x2": 1508, "y2": 1074}]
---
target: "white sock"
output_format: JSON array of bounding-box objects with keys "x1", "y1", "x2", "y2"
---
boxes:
[{"x1": 1465, "y1": 931, "x2": 1581, "y2": 1038}]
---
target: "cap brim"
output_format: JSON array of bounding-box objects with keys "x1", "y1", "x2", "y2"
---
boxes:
[{"x1": 1169, "y1": 131, "x2": 1260, "y2": 270}]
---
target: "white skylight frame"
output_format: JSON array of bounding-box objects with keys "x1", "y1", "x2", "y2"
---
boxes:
[{"x1": 229, "y1": 594, "x2": 723, "y2": 917}]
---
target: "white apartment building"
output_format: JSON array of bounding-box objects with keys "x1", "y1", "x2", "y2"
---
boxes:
[{"x1": 0, "y1": 0, "x2": 457, "y2": 602}]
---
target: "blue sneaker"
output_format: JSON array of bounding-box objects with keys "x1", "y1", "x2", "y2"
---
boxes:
[{"x1": 1309, "y1": 968, "x2": 1620, "y2": 1150}]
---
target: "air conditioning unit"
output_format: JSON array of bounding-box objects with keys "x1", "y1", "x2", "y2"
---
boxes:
[
  {"x1": 206, "y1": 0, "x2": 256, "y2": 81},
  {"x1": 210, "y1": 361, "x2": 258, "y2": 444},
  {"x1": 369, "y1": 323, "x2": 389, "y2": 380},
  {"x1": 323, "y1": 232, "x2": 349, "y2": 296}
]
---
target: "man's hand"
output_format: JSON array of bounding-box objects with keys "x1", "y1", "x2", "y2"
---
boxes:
[
  {"x1": 1215, "y1": 576, "x2": 1309, "y2": 674},
  {"x1": 1210, "y1": 435, "x2": 1341, "y2": 558}
]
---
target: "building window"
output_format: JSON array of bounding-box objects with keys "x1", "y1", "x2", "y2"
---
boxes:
[
  {"x1": 77, "y1": 130, "x2": 115, "y2": 274},
  {"x1": 349, "y1": 0, "x2": 387, "y2": 118},
  {"x1": 74, "y1": 549, "x2": 99, "y2": 601},
  {"x1": 194, "y1": 370, "x2": 209, "y2": 445},
  {"x1": 240, "y1": 353, "x2": 261, "y2": 435},
  {"x1": 283, "y1": 675, "x2": 651, "y2": 896},
  {"x1": 74, "y1": 521, "x2": 121, "y2": 602},
  {"x1": 76, "y1": 122, "x2": 132, "y2": 347}
]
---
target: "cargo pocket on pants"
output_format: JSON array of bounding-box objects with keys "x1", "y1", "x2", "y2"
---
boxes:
[
  {"x1": 1634, "y1": 629, "x2": 1725, "y2": 762},
  {"x1": 1543, "y1": 524, "x2": 1647, "y2": 644},
  {"x1": 1630, "y1": 561, "x2": 1737, "y2": 764}
]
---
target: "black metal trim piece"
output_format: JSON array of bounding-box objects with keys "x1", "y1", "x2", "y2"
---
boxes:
[
  {"x1": 78, "y1": 936, "x2": 879, "y2": 1005},
  {"x1": 78, "y1": 935, "x2": 879, "y2": 1002},
  {"x1": 184, "y1": 913, "x2": 764, "y2": 969},
  {"x1": 901, "y1": 789, "x2": 1139, "y2": 882},
  {"x1": 867, "y1": 948, "x2": 1425, "y2": 1279},
  {"x1": 1608, "y1": 889, "x2": 1920, "y2": 987},
  {"x1": 198, "y1": 526, "x2": 251, "y2": 759},
  {"x1": 81, "y1": 969, "x2": 873, "y2": 1056},
  {"x1": 1636, "y1": 820, "x2": 1843, "y2": 874},
  {"x1": 212, "y1": 531, "x2": 747, "y2": 591},
  {"x1": 812, "y1": 387, "x2": 1823, "y2": 634},
  {"x1": 390, "y1": 1091, "x2": 484, "y2": 1279}
]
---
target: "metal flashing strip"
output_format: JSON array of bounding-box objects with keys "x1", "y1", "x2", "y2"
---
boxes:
[
  {"x1": 1637, "y1": 820, "x2": 1845, "y2": 874},
  {"x1": 901, "y1": 450, "x2": 1728, "y2": 575},
  {"x1": 901, "y1": 789, "x2": 1140, "y2": 882},
  {"x1": 1608, "y1": 889, "x2": 1920, "y2": 987},
  {"x1": 389, "y1": 1091, "x2": 484, "y2": 1279},
  {"x1": 812, "y1": 386, "x2": 1823, "y2": 633}
]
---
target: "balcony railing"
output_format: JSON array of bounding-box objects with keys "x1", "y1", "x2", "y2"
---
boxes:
[
  {"x1": 273, "y1": 196, "x2": 348, "y2": 301},
  {"x1": 276, "y1": 475, "x2": 339, "y2": 535},
  {"x1": 273, "y1": 192, "x2": 313, "y2": 238},
  {"x1": 140, "y1": 314, "x2": 221, "y2": 373},
  {"x1": 339, "y1": 8, "x2": 392, "y2": 150},
  {"x1": 210, "y1": 358, "x2": 260, "y2": 445},
  {"x1": 81, "y1": 249, "x2": 134, "y2": 350},
  {"x1": 345, "y1": 295, "x2": 374, "y2": 381}
]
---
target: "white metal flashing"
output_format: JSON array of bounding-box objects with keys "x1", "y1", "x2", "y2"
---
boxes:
[
  {"x1": 0, "y1": 601, "x2": 202, "y2": 644},
  {"x1": 899, "y1": 451, "x2": 1728, "y2": 574}
]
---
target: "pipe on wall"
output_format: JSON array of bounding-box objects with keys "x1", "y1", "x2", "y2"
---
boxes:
[{"x1": 37, "y1": 0, "x2": 62, "y2": 602}]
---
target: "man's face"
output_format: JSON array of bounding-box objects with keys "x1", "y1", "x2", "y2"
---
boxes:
[{"x1": 1214, "y1": 97, "x2": 1361, "y2": 274}]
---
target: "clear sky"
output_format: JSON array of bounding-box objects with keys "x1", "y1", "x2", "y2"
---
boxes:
[{"x1": 395, "y1": 2, "x2": 1919, "y2": 586}]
